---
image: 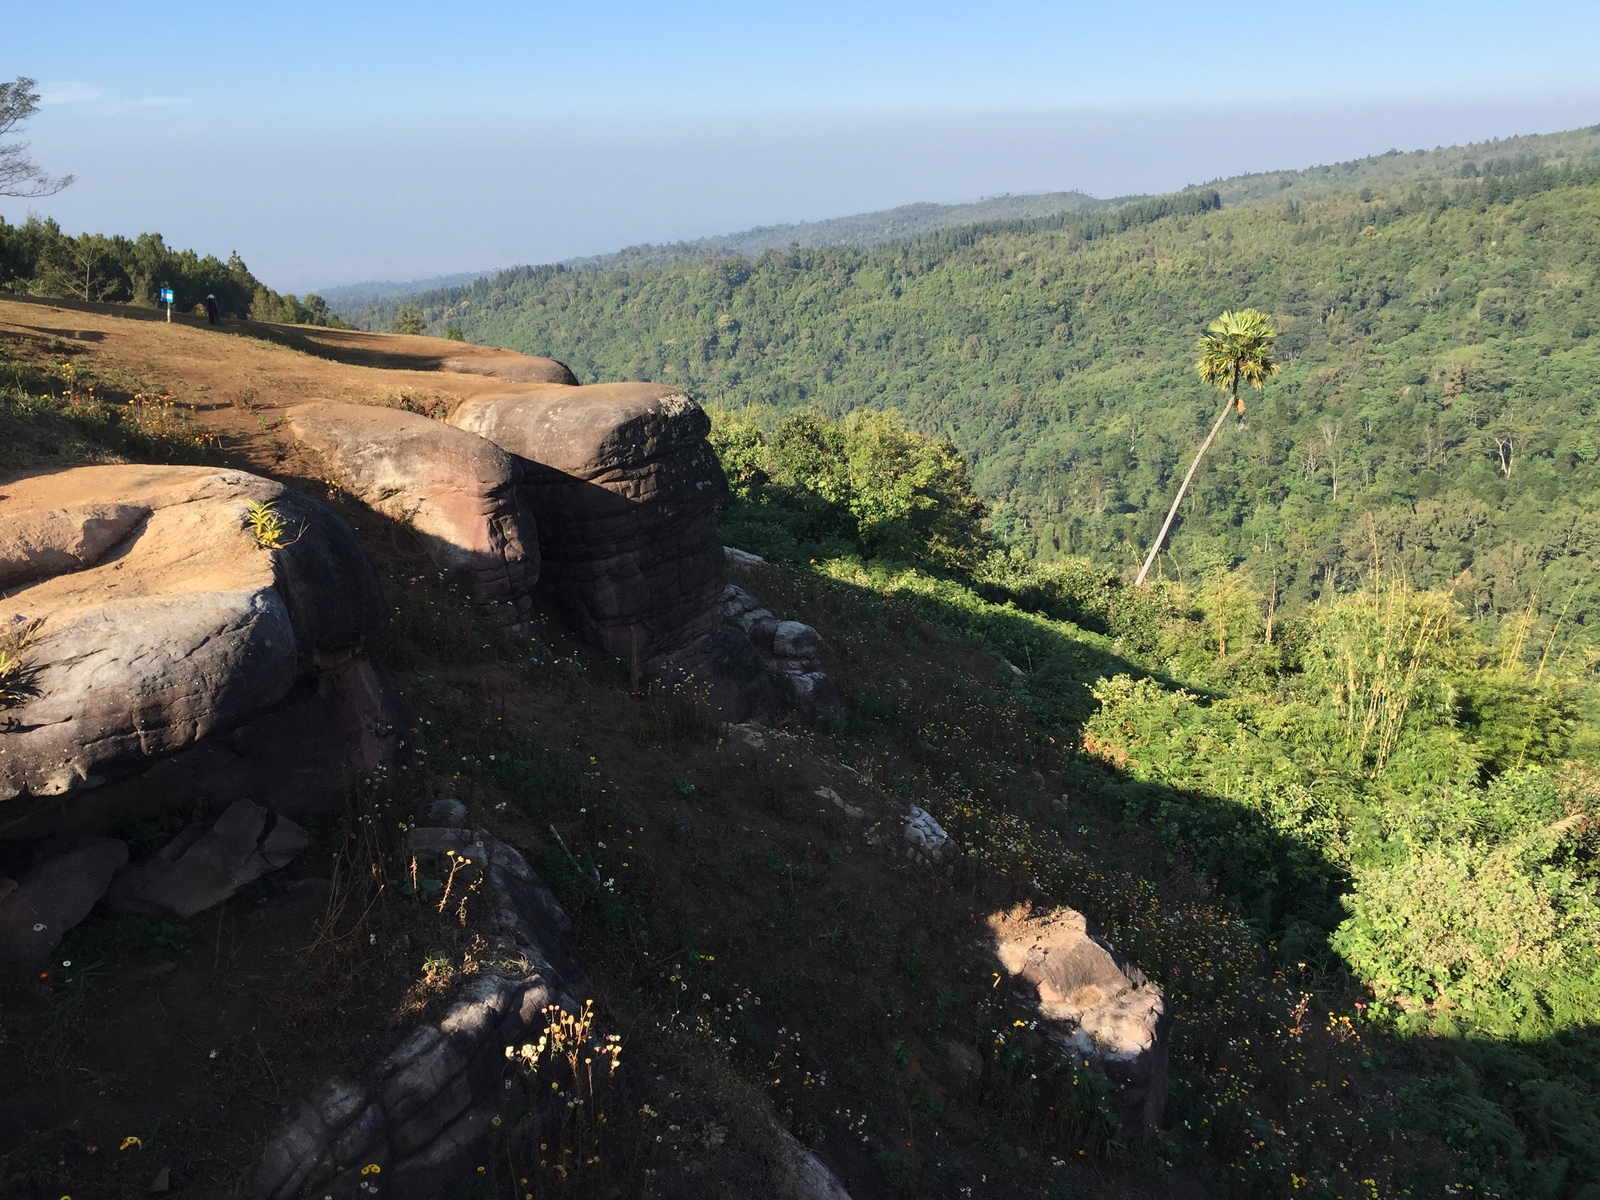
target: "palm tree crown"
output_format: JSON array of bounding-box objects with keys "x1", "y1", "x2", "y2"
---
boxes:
[{"x1": 1195, "y1": 309, "x2": 1281, "y2": 413}]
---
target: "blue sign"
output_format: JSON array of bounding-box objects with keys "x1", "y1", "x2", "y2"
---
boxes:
[{"x1": 159, "y1": 287, "x2": 174, "y2": 304}]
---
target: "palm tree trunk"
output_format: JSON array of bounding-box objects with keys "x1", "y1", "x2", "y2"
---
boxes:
[{"x1": 1134, "y1": 382, "x2": 1238, "y2": 587}]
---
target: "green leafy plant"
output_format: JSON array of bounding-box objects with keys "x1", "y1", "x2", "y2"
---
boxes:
[{"x1": 242, "y1": 498, "x2": 289, "y2": 549}]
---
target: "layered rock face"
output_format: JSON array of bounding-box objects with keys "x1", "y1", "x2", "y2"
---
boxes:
[
  {"x1": 988, "y1": 904, "x2": 1169, "y2": 1133},
  {"x1": 449, "y1": 384, "x2": 727, "y2": 662},
  {"x1": 286, "y1": 402, "x2": 540, "y2": 624},
  {"x1": 0, "y1": 464, "x2": 387, "y2": 831},
  {"x1": 254, "y1": 830, "x2": 583, "y2": 1200},
  {"x1": 719, "y1": 583, "x2": 840, "y2": 721}
]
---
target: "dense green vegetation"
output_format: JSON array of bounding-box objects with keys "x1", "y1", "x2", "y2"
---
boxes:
[
  {"x1": 354, "y1": 156, "x2": 1600, "y2": 669},
  {"x1": 711, "y1": 401, "x2": 1600, "y2": 1197},
  {"x1": 0, "y1": 214, "x2": 346, "y2": 326},
  {"x1": 13, "y1": 116, "x2": 1600, "y2": 1194}
]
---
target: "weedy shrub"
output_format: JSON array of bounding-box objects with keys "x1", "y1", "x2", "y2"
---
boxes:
[
  {"x1": 642, "y1": 674, "x2": 719, "y2": 747},
  {"x1": 0, "y1": 616, "x2": 43, "y2": 708},
  {"x1": 493, "y1": 999, "x2": 624, "y2": 1195}
]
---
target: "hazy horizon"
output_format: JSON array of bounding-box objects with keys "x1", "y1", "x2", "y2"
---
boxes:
[{"x1": 4, "y1": 2, "x2": 1599, "y2": 291}]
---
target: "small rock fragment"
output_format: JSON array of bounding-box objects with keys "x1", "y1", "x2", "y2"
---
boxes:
[
  {"x1": 987, "y1": 904, "x2": 1169, "y2": 1132},
  {"x1": 904, "y1": 806, "x2": 957, "y2": 865},
  {"x1": 0, "y1": 837, "x2": 128, "y2": 959},
  {"x1": 111, "y1": 800, "x2": 308, "y2": 919}
]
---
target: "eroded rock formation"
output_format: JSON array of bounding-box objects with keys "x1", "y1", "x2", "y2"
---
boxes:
[
  {"x1": 286, "y1": 402, "x2": 540, "y2": 625},
  {"x1": 987, "y1": 904, "x2": 1169, "y2": 1133},
  {"x1": 449, "y1": 383, "x2": 727, "y2": 662},
  {"x1": 0, "y1": 466, "x2": 385, "y2": 820},
  {"x1": 718, "y1": 583, "x2": 841, "y2": 721}
]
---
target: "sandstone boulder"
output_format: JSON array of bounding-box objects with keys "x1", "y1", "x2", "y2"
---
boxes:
[
  {"x1": 449, "y1": 384, "x2": 727, "y2": 661},
  {"x1": 286, "y1": 402, "x2": 539, "y2": 624},
  {"x1": 438, "y1": 353, "x2": 578, "y2": 385},
  {"x1": 0, "y1": 836, "x2": 127, "y2": 958},
  {"x1": 988, "y1": 904, "x2": 1169, "y2": 1132},
  {"x1": 0, "y1": 465, "x2": 385, "y2": 812},
  {"x1": 6, "y1": 656, "x2": 402, "y2": 840}
]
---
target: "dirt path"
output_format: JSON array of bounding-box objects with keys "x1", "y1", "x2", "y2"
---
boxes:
[{"x1": 0, "y1": 296, "x2": 568, "y2": 462}]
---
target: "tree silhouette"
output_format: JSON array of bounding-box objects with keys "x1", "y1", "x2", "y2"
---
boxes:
[
  {"x1": 1135, "y1": 309, "x2": 1280, "y2": 586},
  {"x1": 0, "y1": 77, "x2": 73, "y2": 198}
]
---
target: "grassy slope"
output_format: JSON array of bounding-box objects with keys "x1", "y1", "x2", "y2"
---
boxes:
[{"x1": 0, "y1": 314, "x2": 1464, "y2": 1198}]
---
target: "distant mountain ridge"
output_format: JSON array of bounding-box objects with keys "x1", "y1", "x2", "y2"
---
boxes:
[
  {"x1": 557, "y1": 191, "x2": 1120, "y2": 272},
  {"x1": 317, "y1": 270, "x2": 499, "y2": 308},
  {"x1": 315, "y1": 193, "x2": 1116, "y2": 305},
  {"x1": 1195, "y1": 121, "x2": 1600, "y2": 206},
  {"x1": 326, "y1": 120, "x2": 1600, "y2": 311}
]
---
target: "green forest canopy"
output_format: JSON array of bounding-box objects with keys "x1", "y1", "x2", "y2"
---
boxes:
[
  {"x1": 0, "y1": 214, "x2": 346, "y2": 326},
  {"x1": 349, "y1": 152, "x2": 1600, "y2": 659}
]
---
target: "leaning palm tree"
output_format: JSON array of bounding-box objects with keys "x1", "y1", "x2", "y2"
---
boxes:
[{"x1": 1134, "y1": 309, "x2": 1280, "y2": 586}]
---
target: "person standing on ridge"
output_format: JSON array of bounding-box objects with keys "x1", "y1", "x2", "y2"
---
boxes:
[{"x1": 204, "y1": 294, "x2": 220, "y2": 325}]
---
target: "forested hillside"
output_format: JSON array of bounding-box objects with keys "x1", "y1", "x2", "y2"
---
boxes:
[
  {"x1": 354, "y1": 161, "x2": 1600, "y2": 653},
  {"x1": 1202, "y1": 121, "x2": 1600, "y2": 206},
  {"x1": 558, "y1": 189, "x2": 1115, "y2": 271}
]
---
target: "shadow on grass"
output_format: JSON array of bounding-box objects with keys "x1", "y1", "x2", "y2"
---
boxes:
[{"x1": 750, "y1": 554, "x2": 1600, "y2": 1199}]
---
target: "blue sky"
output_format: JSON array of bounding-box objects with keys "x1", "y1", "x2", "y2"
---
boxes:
[{"x1": 5, "y1": 1, "x2": 1599, "y2": 289}]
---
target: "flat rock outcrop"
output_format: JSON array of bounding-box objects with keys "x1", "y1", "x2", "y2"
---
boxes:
[
  {"x1": 439, "y1": 353, "x2": 578, "y2": 385},
  {"x1": 988, "y1": 904, "x2": 1169, "y2": 1133},
  {"x1": 0, "y1": 465, "x2": 385, "y2": 821},
  {"x1": 286, "y1": 402, "x2": 539, "y2": 624},
  {"x1": 449, "y1": 383, "x2": 727, "y2": 661}
]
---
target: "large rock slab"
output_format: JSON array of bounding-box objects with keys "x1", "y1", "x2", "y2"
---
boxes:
[
  {"x1": 987, "y1": 904, "x2": 1169, "y2": 1133},
  {"x1": 110, "y1": 799, "x2": 309, "y2": 919},
  {"x1": 286, "y1": 402, "x2": 539, "y2": 624},
  {"x1": 0, "y1": 465, "x2": 385, "y2": 811},
  {"x1": 449, "y1": 383, "x2": 727, "y2": 661},
  {"x1": 0, "y1": 836, "x2": 127, "y2": 958},
  {"x1": 439, "y1": 353, "x2": 577, "y2": 385}
]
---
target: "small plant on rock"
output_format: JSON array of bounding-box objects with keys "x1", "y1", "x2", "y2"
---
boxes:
[
  {"x1": 243, "y1": 499, "x2": 290, "y2": 549},
  {"x1": 0, "y1": 618, "x2": 42, "y2": 708}
]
